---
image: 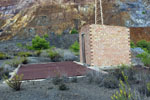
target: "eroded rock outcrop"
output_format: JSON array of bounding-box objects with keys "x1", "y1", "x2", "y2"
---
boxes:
[
  {"x1": 0, "y1": 0, "x2": 150, "y2": 41},
  {"x1": 0, "y1": 0, "x2": 95, "y2": 40}
]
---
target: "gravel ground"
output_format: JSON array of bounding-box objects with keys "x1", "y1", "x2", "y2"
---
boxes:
[{"x1": 0, "y1": 78, "x2": 116, "y2": 100}]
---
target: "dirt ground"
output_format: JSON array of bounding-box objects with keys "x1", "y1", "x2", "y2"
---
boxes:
[
  {"x1": 0, "y1": 78, "x2": 116, "y2": 100},
  {"x1": 1, "y1": 65, "x2": 150, "y2": 100}
]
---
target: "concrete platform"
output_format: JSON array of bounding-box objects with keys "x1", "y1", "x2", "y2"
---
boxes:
[{"x1": 17, "y1": 61, "x2": 92, "y2": 80}]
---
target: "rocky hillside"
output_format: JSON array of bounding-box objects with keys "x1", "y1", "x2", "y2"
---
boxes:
[
  {"x1": 0, "y1": 0, "x2": 94, "y2": 40},
  {"x1": 0, "y1": 0, "x2": 150, "y2": 41}
]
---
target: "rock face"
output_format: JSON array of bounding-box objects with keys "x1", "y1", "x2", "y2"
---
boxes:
[
  {"x1": 0, "y1": 0, "x2": 94, "y2": 40},
  {"x1": 130, "y1": 27, "x2": 150, "y2": 43},
  {"x1": 0, "y1": 0, "x2": 150, "y2": 41}
]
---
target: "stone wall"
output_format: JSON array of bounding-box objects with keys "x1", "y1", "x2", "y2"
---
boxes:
[{"x1": 80, "y1": 24, "x2": 131, "y2": 67}]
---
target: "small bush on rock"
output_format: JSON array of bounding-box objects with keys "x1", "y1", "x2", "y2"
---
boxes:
[
  {"x1": 16, "y1": 43, "x2": 23, "y2": 48},
  {"x1": 5, "y1": 57, "x2": 28, "y2": 68},
  {"x1": 3, "y1": 74, "x2": 23, "y2": 91},
  {"x1": 0, "y1": 52, "x2": 8, "y2": 60},
  {"x1": 69, "y1": 41, "x2": 79, "y2": 55},
  {"x1": 136, "y1": 40, "x2": 149, "y2": 49},
  {"x1": 130, "y1": 41, "x2": 136, "y2": 48},
  {"x1": 70, "y1": 28, "x2": 78, "y2": 34},
  {"x1": 31, "y1": 35, "x2": 50, "y2": 50},
  {"x1": 48, "y1": 49, "x2": 61, "y2": 62},
  {"x1": 136, "y1": 52, "x2": 149, "y2": 59},
  {"x1": 137, "y1": 52, "x2": 150, "y2": 67},
  {"x1": 43, "y1": 34, "x2": 49, "y2": 38},
  {"x1": 21, "y1": 57, "x2": 28, "y2": 64},
  {"x1": 34, "y1": 50, "x2": 41, "y2": 57},
  {"x1": 136, "y1": 40, "x2": 150, "y2": 53},
  {"x1": 17, "y1": 52, "x2": 32, "y2": 57}
]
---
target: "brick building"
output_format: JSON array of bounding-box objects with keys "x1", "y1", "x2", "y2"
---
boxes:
[{"x1": 79, "y1": 24, "x2": 131, "y2": 67}]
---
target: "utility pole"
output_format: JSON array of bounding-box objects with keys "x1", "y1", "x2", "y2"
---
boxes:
[
  {"x1": 95, "y1": 0, "x2": 104, "y2": 25},
  {"x1": 99, "y1": 0, "x2": 104, "y2": 25},
  {"x1": 95, "y1": 0, "x2": 97, "y2": 24}
]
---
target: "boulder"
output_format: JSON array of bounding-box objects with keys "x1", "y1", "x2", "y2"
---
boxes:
[
  {"x1": 130, "y1": 47, "x2": 145, "y2": 66},
  {"x1": 27, "y1": 57, "x2": 51, "y2": 64},
  {"x1": 131, "y1": 47, "x2": 145, "y2": 57}
]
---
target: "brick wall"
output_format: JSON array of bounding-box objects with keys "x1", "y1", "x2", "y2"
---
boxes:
[
  {"x1": 80, "y1": 25, "x2": 92, "y2": 65},
  {"x1": 80, "y1": 24, "x2": 131, "y2": 67}
]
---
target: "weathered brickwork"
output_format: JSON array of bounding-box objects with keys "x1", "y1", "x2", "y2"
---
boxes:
[
  {"x1": 80, "y1": 25, "x2": 92, "y2": 65},
  {"x1": 80, "y1": 24, "x2": 131, "y2": 67}
]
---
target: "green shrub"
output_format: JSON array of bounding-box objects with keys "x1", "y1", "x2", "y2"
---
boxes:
[
  {"x1": 137, "y1": 52, "x2": 150, "y2": 67},
  {"x1": 130, "y1": 41, "x2": 136, "y2": 48},
  {"x1": 31, "y1": 35, "x2": 50, "y2": 50},
  {"x1": 48, "y1": 49, "x2": 61, "y2": 62},
  {"x1": 70, "y1": 28, "x2": 78, "y2": 34},
  {"x1": 43, "y1": 34, "x2": 49, "y2": 38},
  {"x1": 21, "y1": 57, "x2": 28, "y2": 64},
  {"x1": 136, "y1": 52, "x2": 149, "y2": 59},
  {"x1": 3, "y1": 74, "x2": 23, "y2": 91},
  {"x1": 26, "y1": 45, "x2": 33, "y2": 50},
  {"x1": 4, "y1": 57, "x2": 28, "y2": 68},
  {"x1": 34, "y1": 50, "x2": 42, "y2": 57},
  {"x1": 17, "y1": 52, "x2": 32, "y2": 57},
  {"x1": 0, "y1": 52, "x2": 7, "y2": 60},
  {"x1": 142, "y1": 57, "x2": 150, "y2": 67},
  {"x1": 136, "y1": 40, "x2": 148, "y2": 49},
  {"x1": 136, "y1": 40, "x2": 150, "y2": 53},
  {"x1": 147, "y1": 82, "x2": 150, "y2": 92},
  {"x1": 69, "y1": 41, "x2": 79, "y2": 55},
  {"x1": 143, "y1": 48, "x2": 149, "y2": 53},
  {"x1": 16, "y1": 43, "x2": 23, "y2": 48},
  {"x1": 142, "y1": 11, "x2": 146, "y2": 14}
]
